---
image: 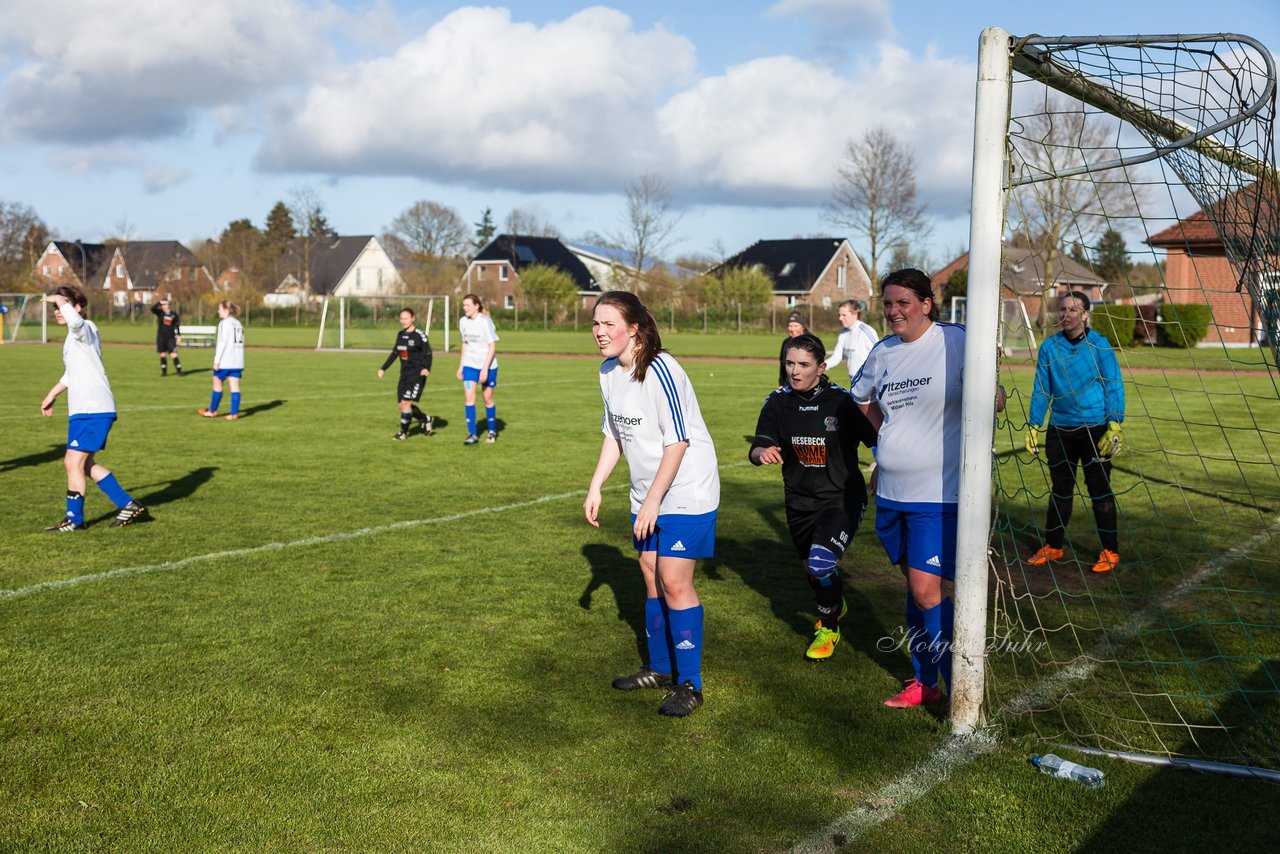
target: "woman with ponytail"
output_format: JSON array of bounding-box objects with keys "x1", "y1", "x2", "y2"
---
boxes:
[
  {"x1": 199, "y1": 300, "x2": 245, "y2": 421},
  {"x1": 584, "y1": 291, "x2": 719, "y2": 717}
]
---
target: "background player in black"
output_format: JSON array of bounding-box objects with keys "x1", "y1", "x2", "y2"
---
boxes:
[
  {"x1": 751, "y1": 333, "x2": 877, "y2": 660},
  {"x1": 151, "y1": 298, "x2": 182, "y2": 376},
  {"x1": 377, "y1": 308, "x2": 433, "y2": 440}
]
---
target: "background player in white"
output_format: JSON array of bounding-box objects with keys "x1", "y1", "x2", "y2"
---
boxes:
[
  {"x1": 584, "y1": 291, "x2": 720, "y2": 717},
  {"x1": 198, "y1": 300, "x2": 245, "y2": 421},
  {"x1": 40, "y1": 286, "x2": 146, "y2": 530},
  {"x1": 456, "y1": 294, "x2": 499, "y2": 445},
  {"x1": 827, "y1": 299, "x2": 880, "y2": 380},
  {"x1": 851, "y1": 268, "x2": 966, "y2": 709}
]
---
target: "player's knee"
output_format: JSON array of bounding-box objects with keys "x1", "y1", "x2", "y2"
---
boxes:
[{"x1": 807, "y1": 545, "x2": 839, "y2": 587}]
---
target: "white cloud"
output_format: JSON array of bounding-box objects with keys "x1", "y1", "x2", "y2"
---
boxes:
[
  {"x1": 257, "y1": 6, "x2": 696, "y2": 188},
  {"x1": 143, "y1": 166, "x2": 192, "y2": 194},
  {"x1": 0, "y1": 0, "x2": 333, "y2": 143},
  {"x1": 767, "y1": 0, "x2": 894, "y2": 40}
]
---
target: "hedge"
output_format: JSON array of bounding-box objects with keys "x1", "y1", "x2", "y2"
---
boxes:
[
  {"x1": 1090, "y1": 304, "x2": 1138, "y2": 349},
  {"x1": 1161, "y1": 303, "x2": 1214, "y2": 348}
]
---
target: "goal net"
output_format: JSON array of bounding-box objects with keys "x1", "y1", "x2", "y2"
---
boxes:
[
  {"x1": 959, "y1": 30, "x2": 1280, "y2": 773},
  {"x1": 0, "y1": 293, "x2": 47, "y2": 344},
  {"x1": 315, "y1": 294, "x2": 451, "y2": 353}
]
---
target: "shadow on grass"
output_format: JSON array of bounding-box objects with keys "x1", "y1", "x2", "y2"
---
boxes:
[
  {"x1": 1077, "y1": 660, "x2": 1280, "y2": 852},
  {"x1": 578, "y1": 543, "x2": 646, "y2": 661},
  {"x1": 235, "y1": 399, "x2": 286, "y2": 418},
  {"x1": 0, "y1": 444, "x2": 64, "y2": 473},
  {"x1": 175, "y1": 367, "x2": 210, "y2": 377},
  {"x1": 86, "y1": 466, "x2": 219, "y2": 525}
]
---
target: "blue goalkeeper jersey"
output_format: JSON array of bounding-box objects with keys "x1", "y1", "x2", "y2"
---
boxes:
[{"x1": 1028, "y1": 328, "x2": 1125, "y2": 429}]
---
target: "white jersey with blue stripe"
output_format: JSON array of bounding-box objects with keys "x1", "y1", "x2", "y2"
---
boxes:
[
  {"x1": 57, "y1": 302, "x2": 116, "y2": 417},
  {"x1": 851, "y1": 322, "x2": 964, "y2": 509},
  {"x1": 599, "y1": 351, "x2": 720, "y2": 515},
  {"x1": 214, "y1": 317, "x2": 245, "y2": 369}
]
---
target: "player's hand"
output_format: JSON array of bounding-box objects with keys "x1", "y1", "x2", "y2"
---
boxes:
[
  {"x1": 480, "y1": 369, "x2": 489, "y2": 384},
  {"x1": 754, "y1": 445, "x2": 783, "y2": 465},
  {"x1": 421, "y1": 369, "x2": 429, "y2": 377},
  {"x1": 377, "y1": 369, "x2": 385, "y2": 378},
  {"x1": 1025, "y1": 427, "x2": 1041, "y2": 456},
  {"x1": 456, "y1": 367, "x2": 464, "y2": 380},
  {"x1": 1097, "y1": 421, "x2": 1124, "y2": 458},
  {"x1": 583, "y1": 489, "x2": 602, "y2": 527},
  {"x1": 633, "y1": 500, "x2": 659, "y2": 542},
  {"x1": 40, "y1": 396, "x2": 55, "y2": 417},
  {"x1": 868, "y1": 464, "x2": 878, "y2": 494}
]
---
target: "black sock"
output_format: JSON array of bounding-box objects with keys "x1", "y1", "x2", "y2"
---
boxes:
[
  {"x1": 173, "y1": 357, "x2": 182, "y2": 373},
  {"x1": 160, "y1": 356, "x2": 167, "y2": 374},
  {"x1": 399, "y1": 413, "x2": 412, "y2": 433},
  {"x1": 410, "y1": 405, "x2": 427, "y2": 422}
]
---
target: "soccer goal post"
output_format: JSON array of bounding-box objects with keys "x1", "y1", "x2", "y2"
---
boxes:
[
  {"x1": 316, "y1": 294, "x2": 451, "y2": 353},
  {"x1": 0, "y1": 293, "x2": 47, "y2": 344},
  {"x1": 956, "y1": 26, "x2": 1280, "y2": 777}
]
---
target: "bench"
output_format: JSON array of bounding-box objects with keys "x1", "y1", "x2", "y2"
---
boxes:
[{"x1": 180, "y1": 325, "x2": 217, "y2": 348}]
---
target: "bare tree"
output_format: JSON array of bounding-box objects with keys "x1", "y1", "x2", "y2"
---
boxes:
[
  {"x1": 385, "y1": 200, "x2": 469, "y2": 261},
  {"x1": 0, "y1": 200, "x2": 48, "y2": 290},
  {"x1": 288, "y1": 185, "x2": 333, "y2": 297},
  {"x1": 823, "y1": 127, "x2": 930, "y2": 291},
  {"x1": 1008, "y1": 94, "x2": 1147, "y2": 326},
  {"x1": 610, "y1": 173, "x2": 683, "y2": 278},
  {"x1": 504, "y1": 206, "x2": 561, "y2": 238}
]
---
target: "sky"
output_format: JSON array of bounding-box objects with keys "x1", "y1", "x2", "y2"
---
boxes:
[{"x1": 0, "y1": 0, "x2": 1277, "y2": 269}]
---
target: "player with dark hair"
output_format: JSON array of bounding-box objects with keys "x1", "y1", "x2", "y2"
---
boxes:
[
  {"x1": 1025, "y1": 290, "x2": 1126, "y2": 573},
  {"x1": 151, "y1": 297, "x2": 182, "y2": 376},
  {"x1": 40, "y1": 285, "x2": 146, "y2": 530},
  {"x1": 585, "y1": 290, "x2": 719, "y2": 717},
  {"x1": 457, "y1": 293, "x2": 500, "y2": 445},
  {"x1": 751, "y1": 333, "x2": 877, "y2": 659},
  {"x1": 378, "y1": 307, "x2": 434, "y2": 440},
  {"x1": 778, "y1": 310, "x2": 811, "y2": 386},
  {"x1": 851, "y1": 268, "x2": 967, "y2": 708},
  {"x1": 198, "y1": 300, "x2": 245, "y2": 420}
]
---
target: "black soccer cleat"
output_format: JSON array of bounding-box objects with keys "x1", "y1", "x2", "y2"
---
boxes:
[
  {"x1": 392, "y1": 431, "x2": 409, "y2": 441},
  {"x1": 612, "y1": 667, "x2": 674, "y2": 691},
  {"x1": 45, "y1": 518, "x2": 86, "y2": 532},
  {"x1": 109, "y1": 502, "x2": 147, "y2": 528},
  {"x1": 658, "y1": 681, "x2": 704, "y2": 717},
  {"x1": 464, "y1": 434, "x2": 480, "y2": 446}
]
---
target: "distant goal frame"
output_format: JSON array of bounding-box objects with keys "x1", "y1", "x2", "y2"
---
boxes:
[{"x1": 315, "y1": 294, "x2": 452, "y2": 353}]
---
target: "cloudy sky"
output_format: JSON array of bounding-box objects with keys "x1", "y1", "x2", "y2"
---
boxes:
[{"x1": 1, "y1": 0, "x2": 1276, "y2": 266}]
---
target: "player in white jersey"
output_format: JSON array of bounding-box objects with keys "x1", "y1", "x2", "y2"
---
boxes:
[
  {"x1": 827, "y1": 299, "x2": 880, "y2": 380},
  {"x1": 456, "y1": 293, "x2": 500, "y2": 445},
  {"x1": 850, "y1": 268, "x2": 966, "y2": 709},
  {"x1": 39, "y1": 286, "x2": 146, "y2": 531},
  {"x1": 584, "y1": 291, "x2": 719, "y2": 717},
  {"x1": 198, "y1": 301, "x2": 246, "y2": 421}
]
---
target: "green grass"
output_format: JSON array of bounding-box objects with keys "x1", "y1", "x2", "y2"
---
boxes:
[{"x1": 2, "y1": 340, "x2": 1280, "y2": 852}]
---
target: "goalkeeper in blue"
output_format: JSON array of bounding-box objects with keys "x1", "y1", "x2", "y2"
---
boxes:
[
  {"x1": 40, "y1": 286, "x2": 147, "y2": 531},
  {"x1": 1024, "y1": 291, "x2": 1125, "y2": 574}
]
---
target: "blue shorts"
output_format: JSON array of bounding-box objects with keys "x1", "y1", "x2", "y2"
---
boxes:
[
  {"x1": 875, "y1": 504, "x2": 957, "y2": 579},
  {"x1": 631, "y1": 510, "x2": 717, "y2": 559},
  {"x1": 67, "y1": 414, "x2": 116, "y2": 453},
  {"x1": 461, "y1": 366, "x2": 498, "y2": 388},
  {"x1": 213, "y1": 369, "x2": 243, "y2": 382}
]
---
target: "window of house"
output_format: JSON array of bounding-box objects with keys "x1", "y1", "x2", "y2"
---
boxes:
[
  {"x1": 1258, "y1": 272, "x2": 1280, "y2": 344},
  {"x1": 780, "y1": 262, "x2": 796, "y2": 277},
  {"x1": 822, "y1": 296, "x2": 832, "y2": 309},
  {"x1": 478, "y1": 265, "x2": 485, "y2": 280},
  {"x1": 58, "y1": 265, "x2": 65, "y2": 276},
  {"x1": 499, "y1": 265, "x2": 509, "y2": 281},
  {"x1": 837, "y1": 263, "x2": 846, "y2": 290},
  {"x1": 116, "y1": 264, "x2": 124, "y2": 278},
  {"x1": 42, "y1": 265, "x2": 50, "y2": 276},
  {"x1": 786, "y1": 295, "x2": 798, "y2": 308},
  {"x1": 505, "y1": 294, "x2": 515, "y2": 309},
  {"x1": 377, "y1": 268, "x2": 384, "y2": 288}
]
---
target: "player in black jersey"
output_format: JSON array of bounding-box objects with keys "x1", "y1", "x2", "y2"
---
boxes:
[
  {"x1": 750, "y1": 333, "x2": 877, "y2": 660},
  {"x1": 377, "y1": 308, "x2": 434, "y2": 440},
  {"x1": 151, "y1": 298, "x2": 182, "y2": 376}
]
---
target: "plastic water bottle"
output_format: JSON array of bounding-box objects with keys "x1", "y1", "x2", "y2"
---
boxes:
[{"x1": 1031, "y1": 754, "x2": 1106, "y2": 789}]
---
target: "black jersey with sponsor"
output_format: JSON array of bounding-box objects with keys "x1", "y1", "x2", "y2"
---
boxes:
[
  {"x1": 381, "y1": 328, "x2": 433, "y2": 374},
  {"x1": 152, "y1": 302, "x2": 180, "y2": 337},
  {"x1": 750, "y1": 379, "x2": 877, "y2": 512}
]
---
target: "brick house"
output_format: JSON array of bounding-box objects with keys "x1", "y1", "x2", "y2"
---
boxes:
[
  {"x1": 461, "y1": 234, "x2": 601, "y2": 310},
  {"x1": 1146, "y1": 189, "x2": 1278, "y2": 347},
  {"x1": 708, "y1": 238, "x2": 872, "y2": 320},
  {"x1": 271, "y1": 235, "x2": 405, "y2": 303},
  {"x1": 35, "y1": 240, "x2": 214, "y2": 306},
  {"x1": 933, "y1": 246, "x2": 1110, "y2": 321}
]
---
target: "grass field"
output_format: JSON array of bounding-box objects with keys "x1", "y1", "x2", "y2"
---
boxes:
[{"x1": 3, "y1": 336, "x2": 1280, "y2": 853}]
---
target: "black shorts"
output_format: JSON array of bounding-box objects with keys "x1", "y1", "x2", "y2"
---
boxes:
[
  {"x1": 397, "y1": 374, "x2": 425, "y2": 402},
  {"x1": 785, "y1": 499, "x2": 865, "y2": 561},
  {"x1": 156, "y1": 335, "x2": 177, "y2": 353}
]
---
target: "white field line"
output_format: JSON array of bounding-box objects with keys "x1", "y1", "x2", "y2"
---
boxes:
[
  {"x1": 791, "y1": 517, "x2": 1280, "y2": 854},
  {"x1": 1, "y1": 462, "x2": 752, "y2": 602}
]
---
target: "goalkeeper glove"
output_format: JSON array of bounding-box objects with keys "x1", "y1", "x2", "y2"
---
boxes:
[
  {"x1": 1025, "y1": 426, "x2": 1041, "y2": 456},
  {"x1": 1097, "y1": 421, "x2": 1124, "y2": 458}
]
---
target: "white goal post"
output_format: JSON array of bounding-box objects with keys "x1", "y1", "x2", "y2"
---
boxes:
[
  {"x1": 316, "y1": 294, "x2": 451, "y2": 352},
  {"x1": 0, "y1": 293, "x2": 46, "y2": 344}
]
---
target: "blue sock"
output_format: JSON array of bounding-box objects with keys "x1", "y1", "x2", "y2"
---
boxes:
[
  {"x1": 905, "y1": 594, "x2": 928, "y2": 685},
  {"x1": 65, "y1": 491, "x2": 85, "y2": 525},
  {"x1": 915, "y1": 600, "x2": 943, "y2": 690},
  {"x1": 230, "y1": 392, "x2": 241, "y2": 415},
  {"x1": 209, "y1": 390, "x2": 223, "y2": 412},
  {"x1": 95, "y1": 473, "x2": 133, "y2": 509},
  {"x1": 667, "y1": 604, "x2": 704, "y2": 691},
  {"x1": 939, "y1": 597, "x2": 955, "y2": 691},
  {"x1": 644, "y1": 598, "x2": 672, "y2": 676},
  {"x1": 485, "y1": 405, "x2": 496, "y2": 433},
  {"x1": 465, "y1": 404, "x2": 477, "y2": 436}
]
